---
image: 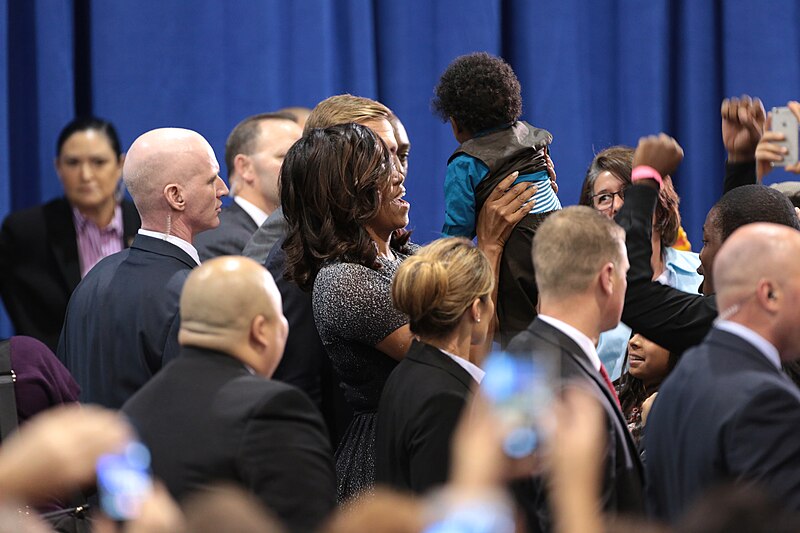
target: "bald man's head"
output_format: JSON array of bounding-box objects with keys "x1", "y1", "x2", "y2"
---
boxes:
[
  {"x1": 123, "y1": 128, "x2": 227, "y2": 234},
  {"x1": 714, "y1": 223, "x2": 800, "y2": 360},
  {"x1": 179, "y1": 256, "x2": 288, "y2": 376}
]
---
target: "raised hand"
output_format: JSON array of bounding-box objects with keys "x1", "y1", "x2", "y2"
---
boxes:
[
  {"x1": 756, "y1": 101, "x2": 800, "y2": 181},
  {"x1": 632, "y1": 133, "x2": 684, "y2": 181},
  {"x1": 721, "y1": 95, "x2": 766, "y2": 163}
]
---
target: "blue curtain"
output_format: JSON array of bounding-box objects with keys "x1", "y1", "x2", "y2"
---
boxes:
[{"x1": 3, "y1": 0, "x2": 800, "y2": 337}]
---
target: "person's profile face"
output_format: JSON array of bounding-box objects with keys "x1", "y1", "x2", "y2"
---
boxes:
[
  {"x1": 249, "y1": 119, "x2": 302, "y2": 211},
  {"x1": 627, "y1": 333, "x2": 671, "y2": 387},
  {"x1": 183, "y1": 144, "x2": 229, "y2": 235},
  {"x1": 698, "y1": 209, "x2": 722, "y2": 295},
  {"x1": 56, "y1": 129, "x2": 123, "y2": 214},
  {"x1": 390, "y1": 117, "x2": 410, "y2": 177}
]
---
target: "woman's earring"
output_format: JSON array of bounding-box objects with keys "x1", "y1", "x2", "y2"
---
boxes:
[{"x1": 475, "y1": 317, "x2": 481, "y2": 323}]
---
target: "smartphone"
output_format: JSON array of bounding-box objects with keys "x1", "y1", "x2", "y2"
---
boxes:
[
  {"x1": 96, "y1": 441, "x2": 153, "y2": 521},
  {"x1": 480, "y1": 351, "x2": 557, "y2": 459},
  {"x1": 771, "y1": 106, "x2": 799, "y2": 167}
]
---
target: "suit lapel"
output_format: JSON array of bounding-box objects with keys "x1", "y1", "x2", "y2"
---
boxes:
[
  {"x1": 528, "y1": 319, "x2": 642, "y2": 473},
  {"x1": 406, "y1": 341, "x2": 476, "y2": 389},
  {"x1": 44, "y1": 198, "x2": 81, "y2": 292}
]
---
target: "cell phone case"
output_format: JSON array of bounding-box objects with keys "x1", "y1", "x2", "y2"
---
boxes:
[{"x1": 771, "y1": 107, "x2": 799, "y2": 167}]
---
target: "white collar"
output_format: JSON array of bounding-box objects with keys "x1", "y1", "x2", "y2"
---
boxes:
[
  {"x1": 137, "y1": 229, "x2": 201, "y2": 265},
  {"x1": 234, "y1": 196, "x2": 269, "y2": 227},
  {"x1": 714, "y1": 320, "x2": 782, "y2": 370},
  {"x1": 440, "y1": 348, "x2": 485, "y2": 384},
  {"x1": 538, "y1": 314, "x2": 602, "y2": 371}
]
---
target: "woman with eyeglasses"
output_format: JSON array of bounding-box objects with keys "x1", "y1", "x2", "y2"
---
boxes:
[{"x1": 579, "y1": 146, "x2": 702, "y2": 380}]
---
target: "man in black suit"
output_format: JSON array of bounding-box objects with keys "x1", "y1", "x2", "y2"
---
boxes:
[
  {"x1": 123, "y1": 256, "x2": 335, "y2": 533},
  {"x1": 645, "y1": 222, "x2": 800, "y2": 523},
  {"x1": 194, "y1": 113, "x2": 301, "y2": 261},
  {"x1": 57, "y1": 128, "x2": 229, "y2": 408},
  {"x1": 508, "y1": 206, "x2": 644, "y2": 531}
]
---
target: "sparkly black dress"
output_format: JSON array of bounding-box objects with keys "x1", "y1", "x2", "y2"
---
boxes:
[{"x1": 312, "y1": 249, "x2": 415, "y2": 502}]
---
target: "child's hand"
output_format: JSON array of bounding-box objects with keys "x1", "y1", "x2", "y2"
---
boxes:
[{"x1": 546, "y1": 152, "x2": 558, "y2": 194}]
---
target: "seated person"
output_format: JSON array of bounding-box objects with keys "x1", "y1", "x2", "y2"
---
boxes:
[{"x1": 432, "y1": 52, "x2": 560, "y2": 345}]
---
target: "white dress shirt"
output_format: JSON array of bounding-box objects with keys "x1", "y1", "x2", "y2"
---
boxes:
[
  {"x1": 440, "y1": 349, "x2": 485, "y2": 384},
  {"x1": 137, "y1": 229, "x2": 201, "y2": 265},
  {"x1": 234, "y1": 196, "x2": 269, "y2": 228},
  {"x1": 537, "y1": 314, "x2": 602, "y2": 371}
]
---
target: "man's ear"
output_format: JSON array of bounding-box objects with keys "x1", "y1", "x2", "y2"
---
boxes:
[
  {"x1": 234, "y1": 153, "x2": 254, "y2": 185},
  {"x1": 599, "y1": 262, "x2": 615, "y2": 296},
  {"x1": 163, "y1": 183, "x2": 185, "y2": 211},
  {"x1": 250, "y1": 314, "x2": 270, "y2": 351}
]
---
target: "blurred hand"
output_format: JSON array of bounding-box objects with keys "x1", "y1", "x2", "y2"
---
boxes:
[
  {"x1": 476, "y1": 171, "x2": 537, "y2": 254},
  {"x1": 641, "y1": 392, "x2": 658, "y2": 425},
  {"x1": 632, "y1": 134, "x2": 684, "y2": 181},
  {"x1": 549, "y1": 386, "x2": 606, "y2": 492},
  {"x1": 721, "y1": 95, "x2": 765, "y2": 162},
  {"x1": 756, "y1": 102, "x2": 800, "y2": 180},
  {"x1": 0, "y1": 405, "x2": 132, "y2": 503}
]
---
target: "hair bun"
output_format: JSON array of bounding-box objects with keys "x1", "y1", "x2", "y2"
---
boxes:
[{"x1": 392, "y1": 256, "x2": 449, "y2": 321}]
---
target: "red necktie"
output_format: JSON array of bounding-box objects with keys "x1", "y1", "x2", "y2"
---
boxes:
[{"x1": 599, "y1": 364, "x2": 621, "y2": 408}]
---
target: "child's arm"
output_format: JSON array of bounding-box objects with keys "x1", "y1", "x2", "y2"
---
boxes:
[{"x1": 442, "y1": 155, "x2": 489, "y2": 238}]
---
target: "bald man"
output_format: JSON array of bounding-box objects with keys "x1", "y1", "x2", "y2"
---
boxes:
[
  {"x1": 645, "y1": 223, "x2": 800, "y2": 523},
  {"x1": 57, "y1": 128, "x2": 229, "y2": 408},
  {"x1": 122, "y1": 257, "x2": 335, "y2": 533}
]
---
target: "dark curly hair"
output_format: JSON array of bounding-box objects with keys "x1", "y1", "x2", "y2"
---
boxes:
[
  {"x1": 432, "y1": 52, "x2": 522, "y2": 135},
  {"x1": 282, "y1": 123, "x2": 411, "y2": 291},
  {"x1": 580, "y1": 145, "x2": 682, "y2": 248}
]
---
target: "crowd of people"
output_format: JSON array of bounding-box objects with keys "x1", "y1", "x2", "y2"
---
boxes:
[{"x1": 1, "y1": 52, "x2": 800, "y2": 533}]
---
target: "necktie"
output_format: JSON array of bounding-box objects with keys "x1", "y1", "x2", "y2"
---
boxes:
[{"x1": 599, "y1": 364, "x2": 621, "y2": 408}]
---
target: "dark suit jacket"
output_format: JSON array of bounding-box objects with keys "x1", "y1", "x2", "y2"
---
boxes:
[
  {"x1": 56, "y1": 234, "x2": 194, "y2": 408},
  {"x1": 508, "y1": 319, "x2": 644, "y2": 531},
  {"x1": 0, "y1": 197, "x2": 140, "y2": 350},
  {"x1": 194, "y1": 201, "x2": 258, "y2": 261},
  {"x1": 121, "y1": 346, "x2": 336, "y2": 533},
  {"x1": 242, "y1": 205, "x2": 287, "y2": 265},
  {"x1": 616, "y1": 185, "x2": 717, "y2": 353},
  {"x1": 264, "y1": 237, "x2": 353, "y2": 448},
  {"x1": 375, "y1": 340, "x2": 475, "y2": 493},
  {"x1": 645, "y1": 328, "x2": 800, "y2": 523}
]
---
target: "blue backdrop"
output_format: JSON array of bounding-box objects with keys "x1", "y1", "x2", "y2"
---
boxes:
[{"x1": 3, "y1": 0, "x2": 800, "y2": 336}]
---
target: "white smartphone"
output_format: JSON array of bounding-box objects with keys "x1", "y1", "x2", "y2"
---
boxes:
[{"x1": 771, "y1": 106, "x2": 799, "y2": 167}]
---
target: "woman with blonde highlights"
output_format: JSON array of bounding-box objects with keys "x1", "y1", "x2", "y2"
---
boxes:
[{"x1": 376, "y1": 237, "x2": 494, "y2": 493}]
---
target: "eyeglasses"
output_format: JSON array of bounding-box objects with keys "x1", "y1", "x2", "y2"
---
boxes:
[{"x1": 590, "y1": 187, "x2": 628, "y2": 211}]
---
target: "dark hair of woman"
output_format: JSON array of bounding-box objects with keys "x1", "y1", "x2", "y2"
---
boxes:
[
  {"x1": 580, "y1": 145, "x2": 681, "y2": 247},
  {"x1": 282, "y1": 122, "x2": 411, "y2": 291},
  {"x1": 56, "y1": 116, "x2": 122, "y2": 159}
]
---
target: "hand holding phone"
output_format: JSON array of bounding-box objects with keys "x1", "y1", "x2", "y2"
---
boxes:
[
  {"x1": 770, "y1": 106, "x2": 799, "y2": 167},
  {"x1": 97, "y1": 441, "x2": 153, "y2": 521}
]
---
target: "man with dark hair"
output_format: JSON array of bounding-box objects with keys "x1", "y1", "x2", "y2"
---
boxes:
[
  {"x1": 645, "y1": 223, "x2": 800, "y2": 523},
  {"x1": 698, "y1": 184, "x2": 800, "y2": 296},
  {"x1": 194, "y1": 113, "x2": 301, "y2": 260}
]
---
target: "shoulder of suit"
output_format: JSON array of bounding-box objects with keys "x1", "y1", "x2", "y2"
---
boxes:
[{"x1": 3, "y1": 197, "x2": 67, "y2": 230}]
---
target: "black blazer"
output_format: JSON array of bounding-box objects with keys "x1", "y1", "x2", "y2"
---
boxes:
[
  {"x1": 193, "y1": 201, "x2": 258, "y2": 261},
  {"x1": 645, "y1": 328, "x2": 800, "y2": 523},
  {"x1": 615, "y1": 186, "x2": 717, "y2": 354},
  {"x1": 375, "y1": 340, "x2": 475, "y2": 493},
  {"x1": 508, "y1": 319, "x2": 644, "y2": 532},
  {"x1": 56, "y1": 234, "x2": 194, "y2": 408},
  {"x1": 122, "y1": 346, "x2": 336, "y2": 533},
  {"x1": 264, "y1": 237, "x2": 353, "y2": 448},
  {"x1": 0, "y1": 197, "x2": 140, "y2": 350}
]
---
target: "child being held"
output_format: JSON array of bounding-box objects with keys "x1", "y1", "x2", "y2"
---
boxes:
[{"x1": 433, "y1": 52, "x2": 561, "y2": 345}]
